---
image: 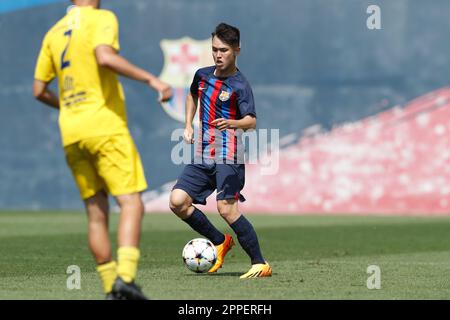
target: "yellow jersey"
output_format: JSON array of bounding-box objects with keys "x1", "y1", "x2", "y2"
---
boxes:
[{"x1": 34, "y1": 6, "x2": 129, "y2": 146}]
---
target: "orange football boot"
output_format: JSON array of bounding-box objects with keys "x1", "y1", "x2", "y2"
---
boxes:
[
  {"x1": 239, "y1": 262, "x2": 272, "y2": 279},
  {"x1": 208, "y1": 234, "x2": 235, "y2": 273}
]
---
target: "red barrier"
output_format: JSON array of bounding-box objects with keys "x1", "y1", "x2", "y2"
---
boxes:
[{"x1": 145, "y1": 88, "x2": 450, "y2": 215}]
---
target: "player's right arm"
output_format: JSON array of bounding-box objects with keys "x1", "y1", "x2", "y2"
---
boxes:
[
  {"x1": 33, "y1": 80, "x2": 59, "y2": 109},
  {"x1": 183, "y1": 92, "x2": 198, "y2": 144},
  {"x1": 184, "y1": 70, "x2": 202, "y2": 144},
  {"x1": 33, "y1": 33, "x2": 60, "y2": 109}
]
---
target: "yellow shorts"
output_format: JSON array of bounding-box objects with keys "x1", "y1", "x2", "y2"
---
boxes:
[{"x1": 64, "y1": 134, "x2": 148, "y2": 200}]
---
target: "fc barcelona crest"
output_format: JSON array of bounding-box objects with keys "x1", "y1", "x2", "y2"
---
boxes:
[
  {"x1": 158, "y1": 37, "x2": 214, "y2": 126},
  {"x1": 219, "y1": 90, "x2": 230, "y2": 102}
]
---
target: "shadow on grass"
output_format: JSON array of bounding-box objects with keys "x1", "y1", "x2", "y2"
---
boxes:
[{"x1": 185, "y1": 272, "x2": 243, "y2": 277}]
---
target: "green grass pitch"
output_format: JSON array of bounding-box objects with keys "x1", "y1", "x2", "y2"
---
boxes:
[{"x1": 1, "y1": 211, "x2": 450, "y2": 299}]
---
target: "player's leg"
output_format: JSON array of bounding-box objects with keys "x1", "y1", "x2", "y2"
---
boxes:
[
  {"x1": 217, "y1": 198, "x2": 264, "y2": 264},
  {"x1": 110, "y1": 192, "x2": 147, "y2": 300},
  {"x1": 170, "y1": 187, "x2": 231, "y2": 274},
  {"x1": 215, "y1": 164, "x2": 271, "y2": 278},
  {"x1": 217, "y1": 199, "x2": 271, "y2": 278},
  {"x1": 85, "y1": 190, "x2": 111, "y2": 263},
  {"x1": 92, "y1": 134, "x2": 148, "y2": 299},
  {"x1": 170, "y1": 188, "x2": 225, "y2": 245},
  {"x1": 64, "y1": 143, "x2": 117, "y2": 297},
  {"x1": 115, "y1": 192, "x2": 144, "y2": 281},
  {"x1": 84, "y1": 190, "x2": 119, "y2": 297},
  {"x1": 170, "y1": 163, "x2": 225, "y2": 245}
]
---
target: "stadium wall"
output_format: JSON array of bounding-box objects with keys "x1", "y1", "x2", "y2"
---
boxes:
[{"x1": 0, "y1": 0, "x2": 449, "y2": 213}]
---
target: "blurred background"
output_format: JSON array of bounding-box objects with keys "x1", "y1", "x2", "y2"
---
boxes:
[{"x1": 1, "y1": 0, "x2": 449, "y2": 214}]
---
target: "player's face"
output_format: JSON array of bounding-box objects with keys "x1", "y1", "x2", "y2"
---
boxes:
[{"x1": 212, "y1": 36, "x2": 239, "y2": 72}]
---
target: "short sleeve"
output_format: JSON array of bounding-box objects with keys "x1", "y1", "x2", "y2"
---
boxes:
[
  {"x1": 34, "y1": 35, "x2": 56, "y2": 83},
  {"x1": 237, "y1": 83, "x2": 256, "y2": 118},
  {"x1": 190, "y1": 70, "x2": 201, "y2": 96},
  {"x1": 92, "y1": 11, "x2": 120, "y2": 51}
]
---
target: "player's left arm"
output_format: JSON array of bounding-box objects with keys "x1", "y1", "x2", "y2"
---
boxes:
[
  {"x1": 33, "y1": 80, "x2": 60, "y2": 109},
  {"x1": 93, "y1": 11, "x2": 172, "y2": 102},
  {"x1": 211, "y1": 81, "x2": 257, "y2": 131},
  {"x1": 211, "y1": 115, "x2": 256, "y2": 131}
]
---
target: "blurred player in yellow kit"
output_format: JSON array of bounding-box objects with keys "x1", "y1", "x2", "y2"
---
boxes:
[{"x1": 33, "y1": 0, "x2": 172, "y2": 299}]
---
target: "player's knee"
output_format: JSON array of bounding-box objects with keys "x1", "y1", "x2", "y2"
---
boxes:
[
  {"x1": 135, "y1": 197, "x2": 144, "y2": 213},
  {"x1": 217, "y1": 202, "x2": 235, "y2": 219},
  {"x1": 169, "y1": 192, "x2": 189, "y2": 216},
  {"x1": 116, "y1": 193, "x2": 144, "y2": 214},
  {"x1": 88, "y1": 211, "x2": 108, "y2": 225}
]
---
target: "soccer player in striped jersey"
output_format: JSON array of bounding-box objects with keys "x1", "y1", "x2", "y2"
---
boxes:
[
  {"x1": 170, "y1": 23, "x2": 272, "y2": 279},
  {"x1": 33, "y1": 0, "x2": 172, "y2": 299}
]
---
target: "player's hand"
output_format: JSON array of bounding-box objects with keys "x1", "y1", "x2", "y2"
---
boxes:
[
  {"x1": 183, "y1": 126, "x2": 194, "y2": 144},
  {"x1": 149, "y1": 79, "x2": 173, "y2": 102},
  {"x1": 210, "y1": 118, "x2": 234, "y2": 131},
  {"x1": 158, "y1": 84, "x2": 173, "y2": 103}
]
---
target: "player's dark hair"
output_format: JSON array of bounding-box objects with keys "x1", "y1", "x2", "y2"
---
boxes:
[{"x1": 212, "y1": 23, "x2": 240, "y2": 48}]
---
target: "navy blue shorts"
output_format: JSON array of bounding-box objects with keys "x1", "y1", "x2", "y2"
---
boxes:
[{"x1": 173, "y1": 163, "x2": 246, "y2": 205}]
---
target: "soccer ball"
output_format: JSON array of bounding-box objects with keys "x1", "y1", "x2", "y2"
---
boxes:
[{"x1": 182, "y1": 238, "x2": 217, "y2": 273}]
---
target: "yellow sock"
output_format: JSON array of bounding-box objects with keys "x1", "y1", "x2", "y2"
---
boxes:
[
  {"x1": 117, "y1": 247, "x2": 140, "y2": 283},
  {"x1": 96, "y1": 261, "x2": 117, "y2": 293}
]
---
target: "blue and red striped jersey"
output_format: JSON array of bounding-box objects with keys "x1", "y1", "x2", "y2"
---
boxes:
[{"x1": 190, "y1": 66, "x2": 256, "y2": 163}]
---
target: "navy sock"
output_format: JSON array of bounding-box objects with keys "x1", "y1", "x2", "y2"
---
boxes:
[
  {"x1": 230, "y1": 215, "x2": 265, "y2": 265},
  {"x1": 183, "y1": 208, "x2": 225, "y2": 245}
]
